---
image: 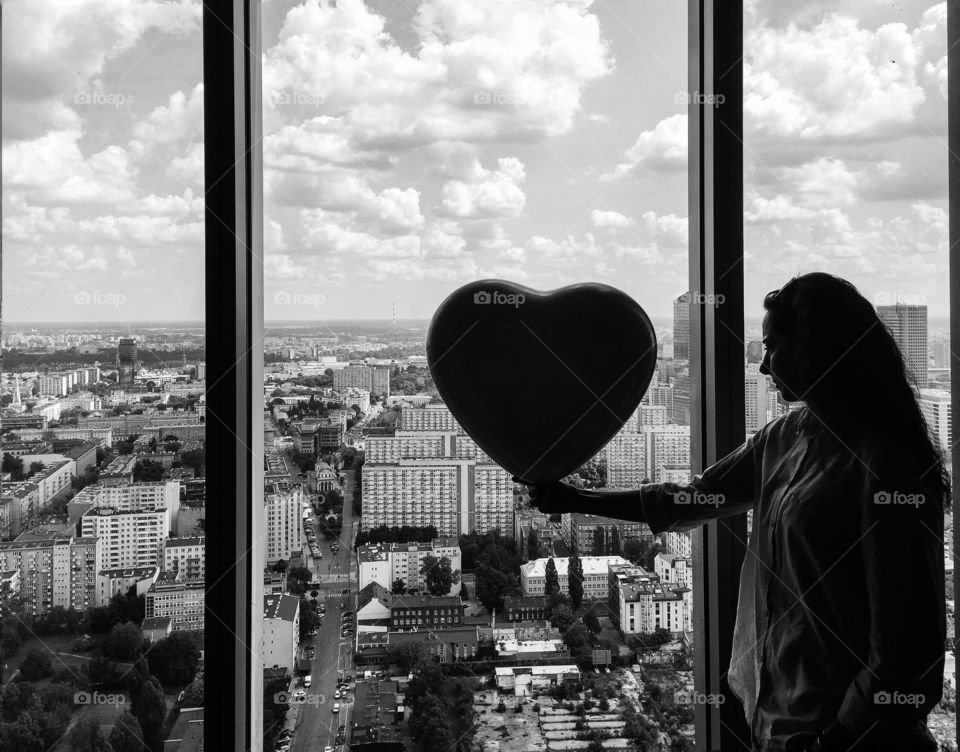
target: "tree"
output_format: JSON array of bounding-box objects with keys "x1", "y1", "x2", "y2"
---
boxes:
[
  {"x1": 68, "y1": 716, "x2": 113, "y2": 752},
  {"x1": 2, "y1": 454, "x2": 25, "y2": 481},
  {"x1": 391, "y1": 578, "x2": 406, "y2": 595},
  {"x1": 103, "y1": 622, "x2": 143, "y2": 661},
  {"x1": 583, "y1": 610, "x2": 601, "y2": 634},
  {"x1": 108, "y1": 712, "x2": 144, "y2": 752},
  {"x1": 180, "y1": 675, "x2": 204, "y2": 708},
  {"x1": 132, "y1": 676, "x2": 166, "y2": 752},
  {"x1": 568, "y1": 553, "x2": 584, "y2": 610},
  {"x1": 146, "y1": 632, "x2": 201, "y2": 684},
  {"x1": 610, "y1": 526, "x2": 621, "y2": 554},
  {"x1": 27, "y1": 461, "x2": 46, "y2": 477},
  {"x1": 133, "y1": 459, "x2": 164, "y2": 482},
  {"x1": 421, "y1": 555, "x2": 460, "y2": 596},
  {"x1": 19, "y1": 647, "x2": 54, "y2": 681},
  {"x1": 388, "y1": 642, "x2": 431, "y2": 672},
  {"x1": 272, "y1": 559, "x2": 288, "y2": 574},
  {"x1": 527, "y1": 528, "x2": 539, "y2": 561},
  {"x1": 286, "y1": 566, "x2": 312, "y2": 596},
  {"x1": 544, "y1": 558, "x2": 560, "y2": 598},
  {"x1": 591, "y1": 526, "x2": 606, "y2": 556}
]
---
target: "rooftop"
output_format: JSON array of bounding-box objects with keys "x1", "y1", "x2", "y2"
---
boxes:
[
  {"x1": 264, "y1": 593, "x2": 300, "y2": 622},
  {"x1": 520, "y1": 555, "x2": 631, "y2": 578}
]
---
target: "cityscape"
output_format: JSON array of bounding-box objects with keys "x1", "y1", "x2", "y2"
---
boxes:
[
  {"x1": 2, "y1": 0, "x2": 953, "y2": 749},
  {"x1": 0, "y1": 295, "x2": 954, "y2": 751}
]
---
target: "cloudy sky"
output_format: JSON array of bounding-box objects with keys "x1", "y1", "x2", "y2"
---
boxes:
[{"x1": 1, "y1": 0, "x2": 949, "y2": 322}]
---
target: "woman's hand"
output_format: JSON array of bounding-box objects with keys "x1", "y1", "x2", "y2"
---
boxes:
[{"x1": 512, "y1": 476, "x2": 585, "y2": 515}]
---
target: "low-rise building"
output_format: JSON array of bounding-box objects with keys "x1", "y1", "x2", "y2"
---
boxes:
[
  {"x1": 387, "y1": 626, "x2": 478, "y2": 662},
  {"x1": 503, "y1": 595, "x2": 550, "y2": 622},
  {"x1": 357, "y1": 538, "x2": 461, "y2": 595},
  {"x1": 144, "y1": 572, "x2": 204, "y2": 631},
  {"x1": 494, "y1": 665, "x2": 580, "y2": 696},
  {"x1": 520, "y1": 555, "x2": 632, "y2": 599},
  {"x1": 96, "y1": 565, "x2": 160, "y2": 607},
  {"x1": 389, "y1": 594, "x2": 462, "y2": 629}
]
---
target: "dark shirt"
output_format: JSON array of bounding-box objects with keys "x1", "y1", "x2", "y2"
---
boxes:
[{"x1": 637, "y1": 409, "x2": 945, "y2": 751}]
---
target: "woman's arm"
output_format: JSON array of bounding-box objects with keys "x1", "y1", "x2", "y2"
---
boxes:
[{"x1": 522, "y1": 420, "x2": 770, "y2": 534}]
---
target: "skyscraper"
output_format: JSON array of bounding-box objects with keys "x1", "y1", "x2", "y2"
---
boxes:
[
  {"x1": 117, "y1": 338, "x2": 139, "y2": 386},
  {"x1": 876, "y1": 304, "x2": 928, "y2": 388},
  {"x1": 673, "y1": 292, "x2": 690, "y2": 361}
]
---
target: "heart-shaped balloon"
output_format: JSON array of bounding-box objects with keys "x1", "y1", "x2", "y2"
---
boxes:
[{"x1": 426, "y1": 279, "x2": 658, "y2": 484}]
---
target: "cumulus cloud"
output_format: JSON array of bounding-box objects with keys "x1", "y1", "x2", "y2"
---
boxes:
[
  {"x1": 437, "y1": 157, "x2": 527, "y2": 219},
  {"x1": 2, "y1": 0, "x2": 200, "y2": 139},
  {"x1": 590, "y1": 210, "x2": 636, "y2": 230},
  {"x1": 600, "y1": 114, "x2": 687, "y2": 181},
  {"x1": 262, "y1": 0, "x2": 614, "y2": 153}
]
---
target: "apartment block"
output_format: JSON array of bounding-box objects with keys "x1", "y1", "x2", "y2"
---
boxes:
[
  {"x1": 0, "y1": 534, "x2": 101, "y2": 615},
  {"x1": 163, "y1": 537, "x2": 205, "y2": 579}
]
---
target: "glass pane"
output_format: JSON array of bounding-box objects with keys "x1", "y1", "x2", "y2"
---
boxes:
[
  {"x1": 1, "y1": 1, "x2": 205, "y2": 748},
  {"x1": 261, "y1": 1, "x2": 691, "y2": 751},
  {"x1": 743, "y1": 2, "x2": 953, "y2": 750}
]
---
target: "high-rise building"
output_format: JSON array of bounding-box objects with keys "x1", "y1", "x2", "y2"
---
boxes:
[
  {"x1": 333, "y1": 365, "x2": 391, "y2": 397},
  {"x1": 0, "y1": 535, "x2": 101, "y2": 615},
  {"x1": 361, "y1": 459, "x2": 512, "y2": 536},
  {"x1": 604, "y1": 429, "x2": 647, "y2": 488},
  {"x1": 673, "y1": 292, "x2": 690, "y2": 361},
  {"x1": 263, "y1": 482, "x2": 304, "y2": 566},
  {"x1": 746, "y1": 340, "x2": 764, "y2": 364},
  {"x1": 163, "y1": 537, "x2": 206, "y2": 579},
  {"x1": 877, "y1": 303, "x2": 928, "y2": 388},
  {"x1": 919, "y1": 389, "x2": 952, "y2": 458},
  {"x1": 672, "y1": 368, "x2": 690, "y2": 425},
  {"x1": 117, "y1": 338, "x2": 139, "y2": 386},
  {"x1": 644, "y1": 425, "x2": 690, "y2": 480},
  {"x1": 745, "y1": 367, "x2": 771, "y2": 433}
]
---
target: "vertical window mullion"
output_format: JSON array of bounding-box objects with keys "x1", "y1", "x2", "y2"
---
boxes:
[
  {"x1": 689, "y1": 0, "x2": 747, "y2": 750},
  {"x1": 203, "y1": 1, "x2": 264, "y2": 750},
  {"x1": 948, "y1": 3, "x2": 960, "y2": 749}
]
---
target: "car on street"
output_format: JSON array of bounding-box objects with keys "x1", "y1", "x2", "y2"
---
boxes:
[
  {"x1": 324, "y1": 747, "x2": 334, "y2": 752},
  {"x1": 333, "y1": 703, "x2": 340, "y2": 713}
]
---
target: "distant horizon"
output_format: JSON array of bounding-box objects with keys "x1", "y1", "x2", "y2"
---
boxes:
[{"x1": 2, "y1": 314, "x2": 953, "y2": 327}]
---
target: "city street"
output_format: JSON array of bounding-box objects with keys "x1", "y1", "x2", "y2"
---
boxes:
[{"x1": 287, "y1": 466, "x2": 359, "y2": 752}]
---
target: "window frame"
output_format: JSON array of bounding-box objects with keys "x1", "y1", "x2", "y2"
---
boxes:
[{"x1": 198, "y1": 0, "x2": 960, "y2": 750}]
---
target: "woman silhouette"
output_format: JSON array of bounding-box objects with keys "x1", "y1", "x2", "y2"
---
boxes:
[{"x1": 520, "y1": 273, "x2": 948, "y2": 752}]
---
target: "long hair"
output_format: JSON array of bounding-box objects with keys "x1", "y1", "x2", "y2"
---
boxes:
[{"x1": 763, "y1": 272, "x2": 950, "y2": 510}]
